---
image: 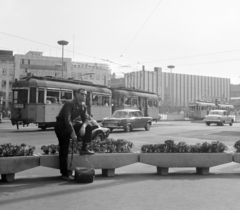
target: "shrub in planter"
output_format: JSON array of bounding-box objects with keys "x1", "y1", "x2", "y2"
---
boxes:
[
  {"x1": 41, "y1": 145, "x2": 59, "y2": 155},
  {"x1": 233, "y1": 140, "x2": 240, "y2": 152},
  {"x1": 41, "y1": 138, "x2": 134, "y2": 154},
  {"x1": 0, "y1": 143, "x2": 35, "y2": 157},
  {"x1": 141, "y1": 140, "x2": 228, "y2": 153}
]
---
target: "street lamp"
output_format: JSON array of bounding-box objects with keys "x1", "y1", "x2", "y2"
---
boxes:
[
  {"x1": 57, "y1": 40, "x2": 69, "y2": 78},
  {"x1": 167, "y1": 65, "x2": 175, "y2": 73}
]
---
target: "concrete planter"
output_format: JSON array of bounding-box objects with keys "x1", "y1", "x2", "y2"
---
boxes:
[
  {"x1": 0, "y1": 156, "x2": 40, "y2": 182},
  {"x1": 140, "y1": 153, "x2": 232, "y2": 175},
  {"x1": 40, "y1": 153, "x2": 139, "y2": 177},
  {"x1": 233, "y1": 153, "x2": 240, "y2": 163}
]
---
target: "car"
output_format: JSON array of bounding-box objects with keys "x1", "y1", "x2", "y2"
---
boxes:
[
  {"x1": 203, "y1": 110, "x2": 234, "y2": 126},
  {"x1": 74, "y1": 119, "x2": 110, "y2": 141},
  {"x1": 102, "y1": 109, "x2": 152, "y2": 132}
]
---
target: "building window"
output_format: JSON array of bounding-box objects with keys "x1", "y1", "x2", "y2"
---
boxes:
[
  {"x1": 2, "y1": 69, "x2": 7, "y2": 75},
  {"x1": 10, "y1": 70, "x2": 14, "y2": 75},
  {"x1": 90, "y1": 74, "x2": 94, "y2": 80},
  {"x1": 96, "y1": 74, "x2": 100, "y2": 80},
  {"x1": 21, "y1": 59, "x2": 24, "y2": 64},
  {"x1": 2, "y1": 80, "x2": 6, "y2": 87}
]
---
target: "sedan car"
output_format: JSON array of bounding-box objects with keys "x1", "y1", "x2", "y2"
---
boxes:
[
  {"x1": 102, "y1": 109, "x2": 152, "y2": 132},
  {"x1": 203, "y1": 110, "x2": 234, "y2": 126}
]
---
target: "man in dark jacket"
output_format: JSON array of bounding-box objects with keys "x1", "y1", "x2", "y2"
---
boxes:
[{"x1": 55, "y1": 88, "x2": 94, "y2": 181}]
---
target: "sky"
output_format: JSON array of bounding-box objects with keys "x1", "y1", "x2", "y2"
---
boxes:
[{"x1": 1, "y1": 0, "x2": 240, "y2": 84}]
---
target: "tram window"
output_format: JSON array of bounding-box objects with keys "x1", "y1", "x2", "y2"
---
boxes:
[
  {"x1": 148, "y1": 100, "x2": 153, "y2": 108},
  {"x1": 46, "y1": 89, "x2": 60, "y2": 104},
  {"x1": 153, "y1": 101, "x2": 158, "y2": 108},
  {"x1": 132, "y1": 98, "x2": 138, "y2": 107},
  {"x1": 30, "y1": 87, "x2": 36, "y2": 103},
  {"x1": 13, "y1": 89, "x2": 28, "y2": 104},
  {"x1": 102, "y1": 95, "x2": 110, "y2": 106},
  {"x1": 124, "y1": 98, "x2": 131, "y2": 106},
  {"x1": 38, "y1": 89, "x2": 44, "y2": 104},
  {"x1": 61, "y1": 90, "x2": 72, "y2": 104},
  {"x1": 92, "y1": 94, "x2": 102, "y2": 106}
]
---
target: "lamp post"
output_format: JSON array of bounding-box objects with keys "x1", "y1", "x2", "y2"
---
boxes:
[{"x1": 57, "y1": 40, "x2": 69, "y2": 78}]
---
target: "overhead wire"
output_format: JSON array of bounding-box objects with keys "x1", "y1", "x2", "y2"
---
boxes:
[{"x1": 121, "y1": 0, "x2": 163, "y2": 56}]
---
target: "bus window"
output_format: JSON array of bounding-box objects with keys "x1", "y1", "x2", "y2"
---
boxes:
[
  {"x1": 102, "y1": 95, "x2": 110, "y2": 106},
  {"x1": 92, "y1": 94, "x2": 102, "y2": 106},
  {"x1": 61, "y1": 90, "x2": 72, "y2": 104},
  {"x1": 47, "y1": 89, "x2": 60, "y2": 104},
  {"x1": 132, "y1": 98, "x2": 138, "y2": 107},
  {"x1": 30, "y1": 87, "x2": 36, "y2": 103},
  {"x1": 38, "y1": 88, "x2": 44, "y2": 103},
  {"x1": 13, "y1": 89, "x2": 28, "y2": 104},
  {"x1": 148, "y1": 100, "x2": 153, "y2": 108}
]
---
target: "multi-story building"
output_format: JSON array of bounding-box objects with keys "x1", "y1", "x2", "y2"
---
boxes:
[
  {"x1": 230, "y1": 84, "x2": 240, "y2": 110},
  {"x1": 122, "y1": 66, "x2": 230, "y2": 112},
  {"x1": 71, "y1": 61, "x2": 111, "y2": 86},
  {"x1": 0, "y1": 50, "x2": 15, "y2": 109},
  {"x1": 0, "y1": 50, "x2": 112, "y2": 109}
]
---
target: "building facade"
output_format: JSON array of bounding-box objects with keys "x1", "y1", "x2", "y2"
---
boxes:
[
  {"x1": 71, "y1": 61, "x2": 111, "y2": 86},
  {"x1": 123, "y1": 66, "x2": 231, "y2": 110},
  {"x1": 0, "y1": 50, "x2": 112, "y2": 109}
]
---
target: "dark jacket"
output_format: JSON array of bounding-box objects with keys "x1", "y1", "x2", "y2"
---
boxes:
[{"x1": 56, "y1": 99, "x2": 90, "y2": 134}]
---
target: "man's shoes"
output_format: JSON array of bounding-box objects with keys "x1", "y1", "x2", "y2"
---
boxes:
[
  {"x1": 80, "y1": 149, "x2": 95, "y2": 155},
  {"x1": 61, "y1": 176, "x2": 74, "y2": 181}
]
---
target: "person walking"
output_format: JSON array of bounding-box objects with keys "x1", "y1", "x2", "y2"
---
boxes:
[{"x1": 55, "y1": 88, "x2": 94, "y2": 181}]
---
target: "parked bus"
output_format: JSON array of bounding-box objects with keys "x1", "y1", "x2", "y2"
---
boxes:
[
  {"x1": 188, "y1": 100, "x2": 235, "y2": 120},
  {"x1": 111, "y1": 87, "x2": 160, "y2": 122},
  {"x1": 11, "y1": 73, "x2": 112, "y2": 130}
]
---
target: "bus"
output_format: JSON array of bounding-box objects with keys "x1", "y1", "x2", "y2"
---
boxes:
[
  {"x1": 111, "y1": 87, "x2": 160, "y2": 122},
  {"x1": 188, "y1": 100, "x2": 235, "y2": 120},
  {"x1": 11, "y1": 73, "x2": 112, "y2": 130}
]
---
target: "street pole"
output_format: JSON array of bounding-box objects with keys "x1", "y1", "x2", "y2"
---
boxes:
[{"x1": 57, "y1": 40, "x2": 69, "y2": 78}]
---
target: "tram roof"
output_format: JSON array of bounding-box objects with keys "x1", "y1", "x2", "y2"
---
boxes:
[
  {"x1": 112, "y1": 89, "x2": 159, "y2": 100},
  {"x1": 13, "y1": 76, "x2": 112, "y2": 95}
]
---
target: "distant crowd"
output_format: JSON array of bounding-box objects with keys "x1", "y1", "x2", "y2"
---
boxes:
[{"x1": 1, "y1": 109, "x2": 11, "y2": 118}]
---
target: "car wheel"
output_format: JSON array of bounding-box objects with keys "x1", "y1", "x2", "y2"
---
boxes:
[
  {"x1": 145, "y1": 123, "x2": 151, "y2": 131},
  {"x1": 92, "y1": 133, "x2": 104, "y2": 141},
  {"x1": 124, "y1": 125, "x2": 131, "y2": 132},
  {"x1": 206, "y1": 122, "x2": 210, "y2": 126}
]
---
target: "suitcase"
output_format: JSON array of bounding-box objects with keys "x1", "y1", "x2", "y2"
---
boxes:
[{"x1": 74, "y1": 167, "x2": 95, "y2": 183}]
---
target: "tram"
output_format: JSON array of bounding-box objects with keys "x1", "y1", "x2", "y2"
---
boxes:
[
  {"x1": 188, "y1": 100, "x2": 235, "y2": 120},
  {"x1": 11, "y1": 73, "x2": 111, "y2": 130},
  {"x1": 111, "y1": 87, "x2": 160, "y2": 122}
]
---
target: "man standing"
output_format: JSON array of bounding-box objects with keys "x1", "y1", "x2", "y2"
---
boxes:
[{"x1": 55, "y1": 88, "x2": 94, "y2": 181}]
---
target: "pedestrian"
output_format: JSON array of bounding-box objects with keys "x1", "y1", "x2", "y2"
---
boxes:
[{"x1": 55, "y1": 88, "x2": 94, "y2": 181}]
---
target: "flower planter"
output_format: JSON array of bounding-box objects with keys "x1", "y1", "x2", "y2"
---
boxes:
[
  {"x1": 233, "y1": 153, "x2": 240, "y2": 163},
  {"x1": 40, "y1": 153, "x2": 139, "y2": 177},
  {"x1": 140, "y1": 153, "x2": 232, "y2": 175},
  {"x1": 0, "y1": 156, "x2": 40, "y2": 182}
]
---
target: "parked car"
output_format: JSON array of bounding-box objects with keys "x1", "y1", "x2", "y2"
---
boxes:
[
  {"x1": 203, "y1": 110, "x2": 234, "y2": 126},
  {"x1": 102, "y1": 109, "x2": 152, "y2": 132}
]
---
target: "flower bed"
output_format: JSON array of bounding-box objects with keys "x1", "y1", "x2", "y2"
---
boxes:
[
  {"x1": 0, "y1": 143, "x2": 38, "y2": 182},
  {"x1": 140, "y1": 140, "x2": 232, "y2": 175},
  {"x1": 40, "y1": 138, "x2": 137, "y2": 177}
]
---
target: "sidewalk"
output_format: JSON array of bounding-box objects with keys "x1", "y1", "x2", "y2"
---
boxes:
[{"x1": 1, "y1": 161, "x2": 240, "y2": 210}]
